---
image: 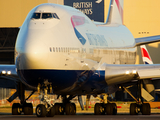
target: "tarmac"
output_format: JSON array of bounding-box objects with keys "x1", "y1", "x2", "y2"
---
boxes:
[
  {"x1": 0, "y1": 114, "x2": 160, "y2": 120},
  {"x1": 0, "y1": 107, "x2": 160, "y2": 120},
  {"x1": 0, "y1": 102, "x2": 160, "y2": 120}
]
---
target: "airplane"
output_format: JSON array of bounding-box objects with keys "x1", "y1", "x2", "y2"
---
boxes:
[{"x1": 1, "y1": 0, "x2": 160, "y2": 117}]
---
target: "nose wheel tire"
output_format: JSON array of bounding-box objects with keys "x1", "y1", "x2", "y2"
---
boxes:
[{"x1": 36, "y1": 104, "x2": 46, "y2": 117}]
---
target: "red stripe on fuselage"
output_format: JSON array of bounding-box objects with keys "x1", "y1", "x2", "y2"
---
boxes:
[{"x1": 71, "y1": 15, "x2": 85, "y2": 28}]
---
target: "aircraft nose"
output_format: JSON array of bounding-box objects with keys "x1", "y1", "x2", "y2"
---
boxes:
[{"x1": 24, "y1": 40, "x2": 48, "y2": 63}]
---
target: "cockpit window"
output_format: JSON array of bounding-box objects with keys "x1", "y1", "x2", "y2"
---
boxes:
[
  {"x1": 52, "y1": 13, "x2": 59, "y2": 19},
  {"x1": 31, "y1": 13, "x2": 41, "y2": 19},
  {"x1": 42, "y1": 13, "x2": 52, "y2": 19},
  {"x1": 31, "y1": 12, "x2": 60, "y2": 20}
]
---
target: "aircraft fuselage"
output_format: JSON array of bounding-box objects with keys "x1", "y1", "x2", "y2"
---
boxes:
[{"x1": 15, "y1": 3, "x2": 136, "y2": 95}]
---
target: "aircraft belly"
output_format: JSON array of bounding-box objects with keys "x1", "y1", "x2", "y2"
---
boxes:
[
  {"x1": 17, "y1": 69, "x2": 110, "y2": 94},
  {"x1": 18, "y1": 69, "x2": 80, "y2": 91}
]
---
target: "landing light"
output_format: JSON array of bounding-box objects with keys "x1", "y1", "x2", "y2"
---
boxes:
[
  {"x1": 132, "y1": 70, "x2": 137, "y2": 74},
  {"x1": 125, "y1": 71, "x2": 130, "y2": 74},
  {"x1": 2, "y1": 70, "x2": 6, "y2": 74},
  {"x1": 7, "y1": 71, "x2": 11, "y2": 75}
]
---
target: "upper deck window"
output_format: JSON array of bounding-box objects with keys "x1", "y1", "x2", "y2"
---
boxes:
[
  {"x1": 42, "y1": 13, "x2": 52, "y2": 19},
  {"x1": 31, "y1": 13, "x2": 41, "y2": 19}
]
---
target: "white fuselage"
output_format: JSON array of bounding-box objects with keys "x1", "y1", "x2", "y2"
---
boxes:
[{"x1": 15, "y1": 3, "x2": 136, "y2": 94}]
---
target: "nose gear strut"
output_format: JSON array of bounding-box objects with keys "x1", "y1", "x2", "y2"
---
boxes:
[{"x1": 36, "y1": 80, "x2": 55, "y2": 117}]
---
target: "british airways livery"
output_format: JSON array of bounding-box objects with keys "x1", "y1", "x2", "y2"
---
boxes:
[
  {"x1": 1, "y1": 0, "x2": 160, "y2": 117},
  {"x1": 140, "y1": 45, "x2": 153, "y2": 64}
]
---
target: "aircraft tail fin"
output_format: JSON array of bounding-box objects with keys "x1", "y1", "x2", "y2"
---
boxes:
[
  {"x1": 140, "y1": 45, "x2": 155, "y2": 101},
  {"x1": 106, "y1": 0, "x2": 123, "y2": 24},
  {"x1": 140, "y1": 45, "x2": 153, "y2": 64}
]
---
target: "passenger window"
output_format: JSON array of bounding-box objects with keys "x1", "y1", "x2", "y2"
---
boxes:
[
  {"x1": 42, "y1": 13, "x2": 52, "y2": 19},
  {"x1": 31, "y1": 13, "x2": 41, "y2": 19},
  {"x1": 50, "y1": 47, "x2": 52, "y2": 52}
]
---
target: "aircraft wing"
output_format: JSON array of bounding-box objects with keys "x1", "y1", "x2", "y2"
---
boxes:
[
  {"x1": 135, "y1": 35, "x2": 160, "y2": 46},
  {"x1": 0, "y1": 65, "x2": 19, "y2": 89},
  {"x1": 97, "y1": 63, "x2": 160, "y2": 85}
]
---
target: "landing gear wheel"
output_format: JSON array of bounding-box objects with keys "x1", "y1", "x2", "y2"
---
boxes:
[
  {"x1": 59, "y1": 103, "x2": 65, "y2": 115},
  {"x1": 130, "y1": 103, "x2": 138, "y2": 115},
  {"x1": 46, "y1": 106, "x2": 55, "y2": 117},
  {"x1": 71, "y1": 103, "x2": 76, "y2": 115},
  {"x1": 55, "y1": 103, "x2": 60, "y2": 115},
  {"x1": 23, "y1": 103, "x2": 33, "y2": 115},
  {"x1": 55, "y1": 103, "x2": 64, "y2": 115},
  {"x1": 101, "y1": 103, "x2": 106, "y2": 115},
  {"x1": 94, "y1": 103, "x2": 104, "y2": 115},
  {"x1": 36, "y1": 104, "x2": 46, "y2": 117},
  {"x1": 12, "y1": 103, "x2": 21, "y2": 115},
  {"x1": 106, "y1": 103, "x2": 113, "y2": 115},
  {"x1": 65, "y1": 103, "x2": 74, "y2": 115},
  {"x1": 141, "y1": 103, "x2": 150, "y2": 115},
  {"x1": 112, "y1": 103, "x2": 117, "y2": 115}
]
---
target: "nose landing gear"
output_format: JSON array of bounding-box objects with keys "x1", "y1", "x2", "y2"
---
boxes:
[{"x1": 36, "y1": 82, "x2": 55, "y2": 117}]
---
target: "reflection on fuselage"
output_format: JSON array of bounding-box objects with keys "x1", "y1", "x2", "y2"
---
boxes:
[{"x1": 48, "y1": 46, "x2": 136, "y2": 64}]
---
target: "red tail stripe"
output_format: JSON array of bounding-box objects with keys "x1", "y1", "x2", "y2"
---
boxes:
[
  {"x1": 115, "y1": 0, "x2": 123, "y2": 23},
  {"x1": 141, "y1": 48, "x2": 151, "y2": 60}
]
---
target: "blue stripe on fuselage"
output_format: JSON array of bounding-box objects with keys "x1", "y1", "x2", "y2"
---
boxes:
[{"x1": 74, "y1": 28, "x2": 86, "y2": 45}]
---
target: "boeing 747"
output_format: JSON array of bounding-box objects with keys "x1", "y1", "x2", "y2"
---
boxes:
[{"x1": 1, "y1": 0, "x2": 160, "y2": 117}]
